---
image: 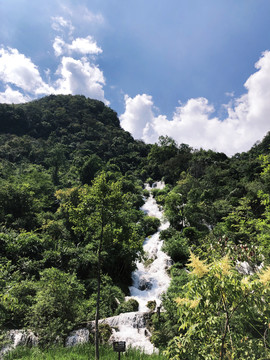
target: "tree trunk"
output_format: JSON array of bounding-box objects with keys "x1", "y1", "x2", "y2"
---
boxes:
[
  {"x1": 95, "y1": 207, "x2": 104, "y2": 360},
  {"x1": 220, "y1": 316, "x2": 229, "y2": 360},
  {"x1": 95, "y1": 253, "x2": 101, "y2": 360}
]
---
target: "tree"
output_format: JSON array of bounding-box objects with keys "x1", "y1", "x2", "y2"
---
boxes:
[
  {"x1": 28, "y1": 268, "x2": 85, "y2": 347},
  {"x1": 79, "y1": 154, "x2": 103, "y2": 185},
  {"x1": 46, "y1": 144, "x2": 67, "y2": 185},
  {"x1": 62, "y1": 172, "x2": 142, "y2": 359}
]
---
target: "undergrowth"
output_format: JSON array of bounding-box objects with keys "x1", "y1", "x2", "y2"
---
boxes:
[{"x1": 4, "y1": 344, "x2": 166, "y2": 359}]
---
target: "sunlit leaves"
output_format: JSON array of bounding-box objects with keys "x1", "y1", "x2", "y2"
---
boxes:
[
  {"x1": 187, "y1": 252, "x2": 209, "y2": 278},
  {"x1": 166, "y1": 254, "x2": 270, "y2": 359}
]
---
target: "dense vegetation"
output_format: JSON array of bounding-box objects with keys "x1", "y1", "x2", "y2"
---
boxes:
[
  {"x1": 0, "y1": 95, "x2": 270, "y2": 359},
  {"x1": 146, "y1": 136, "x2": 270, "y2": 359}
]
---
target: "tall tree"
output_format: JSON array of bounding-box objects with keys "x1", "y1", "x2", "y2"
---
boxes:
[{"x1": 62, "y1": 172, "x2": 142, "y2": 359}]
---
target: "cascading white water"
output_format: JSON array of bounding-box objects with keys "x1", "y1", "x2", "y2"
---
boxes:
[
  {"x1": 128, "y1": 182, "x2": 171, "y2": 312},
  {"x1": 108, "y1": 181, "x2": 171, "y2": 354},
  {"x1": 66, "y1": 182, "x2": 172, "y2": 354}
]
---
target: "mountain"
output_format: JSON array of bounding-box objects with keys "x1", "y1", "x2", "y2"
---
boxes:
[{"x1": 0, "y1": 94, "x2": 149, "y2": 184}]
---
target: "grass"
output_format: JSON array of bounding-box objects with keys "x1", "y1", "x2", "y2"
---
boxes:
[{"x1": 4, "y1": 344, "x2": 167, "y2": 360}]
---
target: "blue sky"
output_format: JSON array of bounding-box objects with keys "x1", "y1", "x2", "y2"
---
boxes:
[{"x1": 1, "y1": 0, "x2": 270, "y2": 155}]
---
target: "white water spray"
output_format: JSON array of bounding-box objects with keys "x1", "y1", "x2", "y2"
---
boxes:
[
  {"x1": 108, "y1": 181, "x2": 171, "y2": 354},
  {"x1": 128, "y1": 182, "x2": 171, "y2": 312}
]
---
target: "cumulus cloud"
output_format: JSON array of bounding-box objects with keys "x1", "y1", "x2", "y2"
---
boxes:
[
  {"x1": 0, "y1": 85, "x2": 31, "y2": 104},
  {"x1": 55, "y1": 56, "x2": 109, "y2": 105},
  {"x1": 0, "y1": 48, "x2": 53, "y2": 95},
  {"x1": 53, "y1": 36, "x2": 102, "y2": 57},
  {"x1": 120, "y1": 51, "x2": 270, "y2": 156},
  {"x1": 120, "y1": 94, "x2": 155, "y2": 140},
  {"x1": 0, "y1": 26, "x2": 108, "y2": 105}
]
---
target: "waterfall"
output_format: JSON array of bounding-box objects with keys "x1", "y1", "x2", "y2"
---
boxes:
[
  {"x1": 128, "y1": 182, "x2": 171, "y2": 312},
  {"x1": 108, "y1": 181, "x2": 171, "y2": 354},
  {"x1": 66, "y1": 181, "x2": 172, "y2": 354}
]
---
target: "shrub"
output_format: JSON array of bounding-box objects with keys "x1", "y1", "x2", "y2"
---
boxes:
[
  {"x1": 28, "y1": 268, "x2": 86, "y2": 347},
  {"x1": 98, "y1": 323, "x2": 112, "y2": 344},
  {"x1": 162, "y1": 233, "x2": 189, "y2": 264},
  {"x1": 115, "y1": 298, "x2": 139, "y2": 315},
  {"x1": 146, "y1": 300, "x2": 156, "y2": 311},
  {"x1": 142, "y1": 216, "x2": 160, "y2": 237}
]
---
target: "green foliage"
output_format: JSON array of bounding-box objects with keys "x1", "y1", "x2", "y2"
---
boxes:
[
  {"x1": 0, "y1": 230, "x2": 50, "y2": 280},
  {"x1": 0, "y1": 163, "x2": 55, "y2": 230},
  {"x1": 150, "y1": 268, "x2": 189, "y2": 350},
  {"x1": 146, "y1": 136, "x2": 192, "y2": 184},
  {"x1": 115, "y1": 298, "x2": 139, "y2": 315},
  {"x1": 2, "y1": 279, "x2": 37, "y2": 329},
  {"x1": 28, "y1": 268, "x2": 86, "y2": 347},
  {"x1": 87, "y1": 275, "x2": 125, "y2": 319},
  {"x1": 161, "y1": 230, "x2": 189, "y2": 264},
  {"x1": 146, "y1": 300, "x2": 156, "y2": 311},
  {"x1": 164, "y1": 190, "x2": 184, "y2": 230},
  {"x1": 151, "y1": 186, "x2": 171, "y2": 206},
  {"x1": 79, "y1": 154, "x2": 104, "y2": 185},
  {"x1": 2, "y1": 94, "x2": 270, "y2": 356},
  {"x1": 143, "y1": 189, "x2": 150, "y2": 198},
  {"x1": 165, "y1": 254, "x2": 270, "y2": 360},
  {"x1": 98, "y1": 324, "x2": 113, "y2": 344},
  {"x1": 58, "y1": 172, "x2": 143, "y2": 284},
  {"x1": 142, "y1": 216, "x2": 161, "y2": 237},
  {"x1": 0, "y1": 181, "x2": 38, "y2": 230},
  {"x1": 55, "y1": 171, "x2": 144, "y2": 358},
  {"x1": 0, "y1": 95, "x2": 149, "y2": 187}
]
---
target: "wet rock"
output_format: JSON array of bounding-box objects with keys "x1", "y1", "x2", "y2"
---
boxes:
[
  {"x1": 0, "y1": 330, "x2": 38, "y2": 358},
  {"x1": 65, "y1": 328, "x2": 89, "y2": 347},
  {"x1": 138, "y1": 278, "x2": 153, "y2": 291},
  {"x1": 236, "y1": 261, "x2": 254, "y2": 275}
]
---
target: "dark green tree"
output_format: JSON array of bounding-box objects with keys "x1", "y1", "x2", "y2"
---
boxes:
[
  {"x1": 61, "y1": 172, "x2": 143, "y2": 359},
  {"x1": 28, "y1": 268, "x2": 86, "y2": 347}
]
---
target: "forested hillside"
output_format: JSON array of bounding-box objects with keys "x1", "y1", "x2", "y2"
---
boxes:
[{"x1": 0, "y1": 95, "x2": 270, "y2": 359}]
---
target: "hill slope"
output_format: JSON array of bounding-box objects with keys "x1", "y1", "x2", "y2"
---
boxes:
[{"x1": 0, "y1": 95, "x2": 149, "y2": 185}]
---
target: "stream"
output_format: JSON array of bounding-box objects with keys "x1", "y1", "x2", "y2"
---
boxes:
[{"x1": 104, "y1": 182, "x2": 171, "y2": 354}]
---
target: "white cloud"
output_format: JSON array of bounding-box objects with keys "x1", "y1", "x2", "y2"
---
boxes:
[
  {"x1": 120, "y1": 51, "x2": 270, "y2": 156},
  {"x1": 0, "y1": 38, "x2": 108, "y2": 105},
  {"x1": 49, "y1": 17, "x2": 107, "y2": 104},
  {"x1": 53, "y1": 36, "x2": 102, "y2": 57},
  {"x1": 51, "y1": 16, "x2": 74, "y2": 36},
  {"x1": 55, "y1": 56, "x2": 109, "y2": 105},
  {"x1": 0, "y1": 47, "x2": 53, "y2": 96},
  {"x1": 53, "y1": 37, "x2": 66, "y2": 57},
  {"x1": 69, "y1": 37, "x2": 102, "y2": 55},
  {"x1": 0, "y1": 85, "x2": 31, "y2": 104},
  {"x1": 120, "y1": 94, "x2": 155, "y2": 140}
]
